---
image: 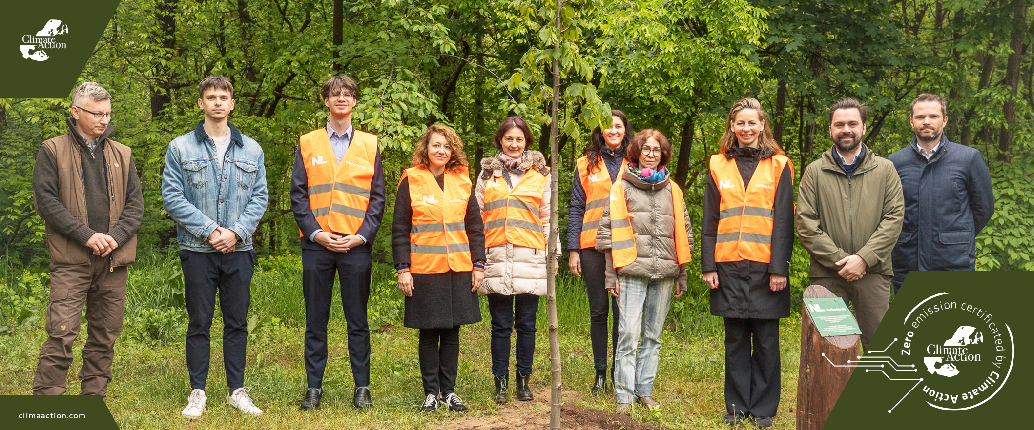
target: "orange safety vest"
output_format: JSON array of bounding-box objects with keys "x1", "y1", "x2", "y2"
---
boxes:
[
  {"x1": 404, "y1": 166, "x2": 473, "y2": 274},
  {"x1": 298, "y1": 128, "x2": 378, "y2": 236},
  {"x1": 609, "y1": 181, "x2": 692, "y2": 269},
  {"x1": 576, "y1": 156, "x2": 627, "y2": 249},
  {"x1": 482, "y1": 168, "x2": 548, "y2": 250},
  {"x1": 709, "y1": 153, "x2": 792, "y2": 263}
]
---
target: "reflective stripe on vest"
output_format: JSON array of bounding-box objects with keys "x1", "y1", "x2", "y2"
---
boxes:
[
  {"x1": 709, "y1": 153, "x2": 792, "y2": 263},
  {"x1": 299, "y1": 129, "x2": 378, "y2": 236},
  {"x1": 576, "y1": 156, "x2": 627, "y2": 249},
  {"x1": 482, "y1": 168, "x2": 548, "y2": 250},
  {"x1": 405, "y1": 166, "x2": 473, "y2": 274},
  {"x1": 609, "y1": 181, "x2": 692, "y2": 269}
]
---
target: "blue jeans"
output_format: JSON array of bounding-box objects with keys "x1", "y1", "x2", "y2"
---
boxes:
[{"x1": 614, "y1": 275, "x2": 674, "y2": 404}]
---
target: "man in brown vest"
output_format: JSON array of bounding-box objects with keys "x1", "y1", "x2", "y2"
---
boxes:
[{"x1": 31, "y1": 81, "x2": 143, "y2": 399}]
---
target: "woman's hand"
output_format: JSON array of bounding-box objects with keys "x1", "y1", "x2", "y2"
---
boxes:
[
  {"x1": 568, "y1": 251, "x2": 581, "y2": 277},
  {"x1": 702, "y1": 271, "x2": 719, "y2": 289},
  {"x1": 769, "y1": 274, "x2": 787, "y2": 292},
  {"x1": 674, "y1": 289, "x2": 684, "y2": 298},
  {"x1": 397, "y1": 272, "x2": 414, "y2": 297},
  {"x1": 608, "y1": 279, "x2": 620, "y2": 297},
  {"x1": 471, "y1": 270, "x2": 484, "y2": 292}
]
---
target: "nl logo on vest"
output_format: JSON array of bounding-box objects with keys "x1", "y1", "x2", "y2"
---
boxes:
[
  {"x1": 422, "y1": 195, "x2": 439, "y2": 205},
  {"x1": 311, "y1": 155, "x2": 327, "y2": 165},
  {"x1": 21, "y1": 19, "x2": 68, "y2": 62},
  {"x1": 718, "y1": 179, "x2": 734, "y2": 190}
]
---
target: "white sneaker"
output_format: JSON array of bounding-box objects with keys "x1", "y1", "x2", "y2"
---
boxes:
[
  {"x1": 228, "y1": 387, "x2": 263, "y2": 416},
  {"x1": 181, "y1": 389, "x2": 207, "y2": 418}
]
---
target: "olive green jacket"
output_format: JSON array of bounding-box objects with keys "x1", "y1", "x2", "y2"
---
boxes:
[{"x1": 796, "y1": 145, "x2": 904, "y2": 278}]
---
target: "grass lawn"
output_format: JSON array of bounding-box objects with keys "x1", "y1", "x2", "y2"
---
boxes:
[{"x1": 0, "y1": 254, "x2": 804, "y2": 429}]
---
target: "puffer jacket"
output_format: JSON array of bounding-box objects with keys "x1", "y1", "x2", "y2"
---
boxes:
[
  {"x1": 596, "y1": 166, "x2": 692, "y2": 292},
  {"x1": 475, "y1": 150, "x2": 553, "y2": 296}
]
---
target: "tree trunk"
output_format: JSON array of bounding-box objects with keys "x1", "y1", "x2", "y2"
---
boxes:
[
  {"x1": 1025, "y1": 15, "x2": 1034, "y2": 109},
  {"x1": 961, "y1": 44, "x2": 996, "y2": 146},
  {"x1": 998, "y1": 1, "x2": 1026, "y2": 162},
  {"x1": 548, "y1": 2, "x2": 563, "y2": 429},
  {"x1": 150, "y1": 0, "x2": 178, "y2": 118},
  {"x1": 797, "y1": 285, "x2": 860, "y2": 430},
  {"x1": 673, "y1": 113, "x2": 695, "y2": 189},
  {"x1": 332, "y1": 0, "x2": 343, "y2": 72},
  {"x1": 948, "y1": 9, "x2": 965, "y2": 140},
  {"x1": 774, "y1": 79, "x2": 787, "y2": 145},
  {"x1": 797, "y1": 96, "x2": 806, "y2": 169},
  {"x1": 474, "y1": 35, "x2": 485, "y2": 165},
  {"x1": 804, "y1": 97, "x2": 815, "y2": 164},
  {"x1": 973, "y1": 42, "x2": 999, "y2": 146}
]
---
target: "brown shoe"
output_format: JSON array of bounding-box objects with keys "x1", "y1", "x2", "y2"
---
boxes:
[
  {"x1": 616, "y1": 403, "x2": 632, "y2": 415},
  {"x1": 638, "y1": 396, "x2": 660, "y2": 411}
]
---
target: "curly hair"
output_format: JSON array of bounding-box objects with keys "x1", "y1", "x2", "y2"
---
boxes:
[
  {"x1": 71, "y1": 82, "x2": 111, "y2": 107},
  {"x1": 411, "y1": 124, "x2": 468, "y2": 173},
  {"x1": 717, "y1": 97, "x2": 783, "y2": 155},
  {"x1": 585, "y1": 110, "x2": 632, "y2": 171},
  {"x1": 625, "y1": 129, "x2": 673, "y2": 169}
]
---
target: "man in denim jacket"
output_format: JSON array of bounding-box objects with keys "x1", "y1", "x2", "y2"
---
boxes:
[{"x1": 162, "y1": 75, "x2": 268, "y2": 418}]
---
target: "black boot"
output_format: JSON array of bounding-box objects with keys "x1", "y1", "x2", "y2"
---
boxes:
[
  {"x1": 515, "y1": 373, "x2": 533, "y2": 401},
  {"x1": 591, "y1": 369, "x2": 607, "y2": 394},
  {"x1": 494, "y1": 375, "x2": 509, "y2": 404}
]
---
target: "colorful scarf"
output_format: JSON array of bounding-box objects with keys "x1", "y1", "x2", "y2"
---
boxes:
[{"x1": 627, "y1": 162, "x2": 668, "y2": 184}]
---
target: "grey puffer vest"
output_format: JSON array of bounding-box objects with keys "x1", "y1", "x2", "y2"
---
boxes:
[{"x1": 596, "y1": 167, "x2": 692, "y2": 291}]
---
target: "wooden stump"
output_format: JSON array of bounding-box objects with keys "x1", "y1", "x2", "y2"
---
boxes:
[{"x1": 796, "y1": 285, "x2": 861, "y2": 430}]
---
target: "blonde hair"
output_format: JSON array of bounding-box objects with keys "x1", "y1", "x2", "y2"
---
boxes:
[{"x1": 717, "y1": 97, "x2": 783, "y2": 155}]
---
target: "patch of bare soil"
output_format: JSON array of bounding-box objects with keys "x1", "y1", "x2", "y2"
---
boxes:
[{"x1": 441, "y1": 385, "x2": 671, "y2": 430}]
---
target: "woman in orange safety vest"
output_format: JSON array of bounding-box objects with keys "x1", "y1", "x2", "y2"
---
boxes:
[
  {"x1": 392, "y1": 124, "x2": 485, "y2": 413},
  {"x1": 596, "y1": 129, "x2": 693, "y2": 414},
  {"x1": 567, "y1": 109, "x2": 632, "y2": 394},
  {"x1": 702, "y1": 98, "x2": 795, "y2": 429},
  {"x1": 475, "y1": 116, "x2": 554, "y2": 404}
]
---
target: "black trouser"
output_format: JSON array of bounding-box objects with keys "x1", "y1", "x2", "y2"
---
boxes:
[
  {"x1": 487, "y1": 293, "x2": 539, "y2": 378},
  {"x1": 302, "y1": 249, "x2": 372, "y2": 389},
  {"x1": 723, "y1": 317, "x2": 780, "y2": 418},
  {"x1": 581, "y1": 248, "x2": 619, "y2": 371},
  {"x1": 419, "y1": 327, "x2": 460, "y2": 396},
  {"x1": 181, "y1": 250, "x2": 255, "y2": 391}
]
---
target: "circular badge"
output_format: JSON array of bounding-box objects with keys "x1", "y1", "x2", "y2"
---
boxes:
[{"x1": 901, "y1": 293, "x2": 1015, "y2": 410}]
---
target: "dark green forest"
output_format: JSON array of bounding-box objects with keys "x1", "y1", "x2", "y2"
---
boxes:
[{"x1": 2, "y1": 0, "x2": 1033, "y2": 275}]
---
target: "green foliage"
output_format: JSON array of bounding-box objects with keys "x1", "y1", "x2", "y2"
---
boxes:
[
  {"x1": 976, "y1": 158, "x2": 1034, "y2": 271},
  {"x1": 0, "y1": 260, "x2": 49, "y2": 333}
]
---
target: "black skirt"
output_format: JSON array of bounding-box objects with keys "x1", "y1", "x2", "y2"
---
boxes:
[{"x1": 404, "y1": 270, "x2": 483, "y2": 329}]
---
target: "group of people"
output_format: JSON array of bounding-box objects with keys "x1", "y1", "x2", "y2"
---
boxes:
[{"x1": 30, "y1": 74, "x2": 994, "y2": 427}]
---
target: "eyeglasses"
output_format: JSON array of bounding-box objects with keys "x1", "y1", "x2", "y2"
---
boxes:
[
  {"x1": 641, "y1": 147, "x2": 661, "y2": 156},
  {"x1": 75, "y1": 106, "x2": 114, "y2": 120},
  {"x1": 329, "y1": 91, "x2": 355, "y2": 99},
  {"x1": 502, "y1": 136, "x2": 526, "y2": 144}
]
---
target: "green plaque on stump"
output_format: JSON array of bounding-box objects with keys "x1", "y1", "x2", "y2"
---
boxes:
[{"x1": 804, "y1": 297, "x2": 862, "y2": 337}]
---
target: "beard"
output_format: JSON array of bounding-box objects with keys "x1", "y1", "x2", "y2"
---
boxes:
[
  {"x1": 835, "y1": 132, "x2": 862, "y2": 153},
  {"x1": 914, "y1": 127, "x2": 941, "y2": 143}
]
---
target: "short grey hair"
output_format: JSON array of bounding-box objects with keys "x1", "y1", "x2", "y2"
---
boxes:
[{"x1": 72, "y1": 82, "x2": 111, "y2": 107}]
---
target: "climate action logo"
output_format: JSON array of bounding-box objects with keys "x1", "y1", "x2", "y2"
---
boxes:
[
  {"x1": 898, "y1": 293, "x2": 1014, "y2": 411},
  {"x1": 20, "y1": 19, "x2": 68, "y2": 61}
]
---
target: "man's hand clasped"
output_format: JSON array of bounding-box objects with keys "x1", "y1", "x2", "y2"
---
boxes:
[
  {"x1": 207, "y1": 227, "x2": 238, "y2": 254},
  {"x1": 86, "y1": 233, "x2": 119, "y2": 257}
]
